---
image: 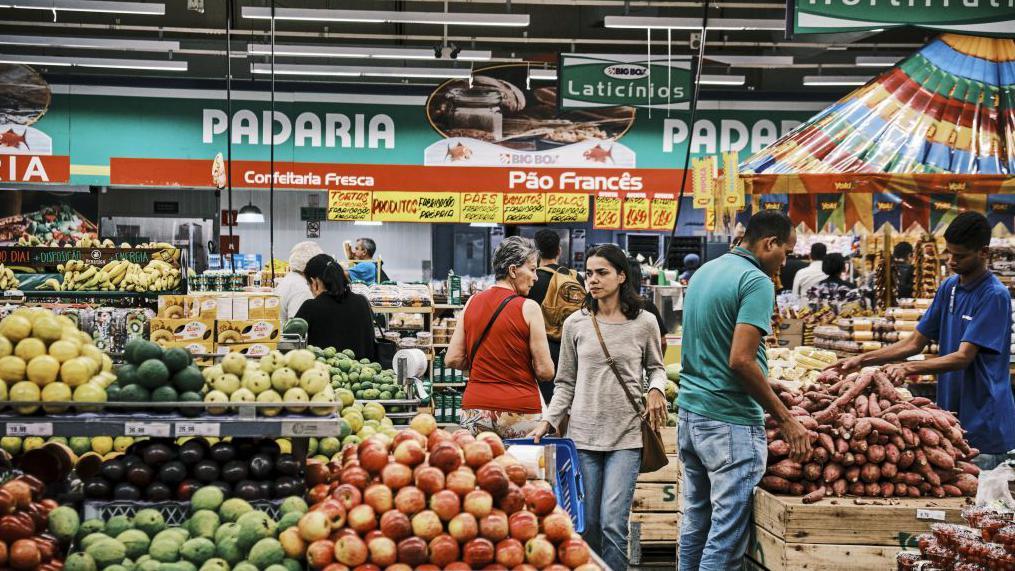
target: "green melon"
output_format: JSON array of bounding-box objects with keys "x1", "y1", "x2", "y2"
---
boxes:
[
  {"x1": 172, "y1": 366, "x2": 205, "y2": 393},
  {"x1": 163, "y1": 347, "x2": 192, "y2": 373},
  {"x1": 136, "y1": 359, "x2": 170, "y2": 389}
]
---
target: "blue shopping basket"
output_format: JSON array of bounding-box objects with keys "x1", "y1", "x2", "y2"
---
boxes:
[{"x1": 505, "y1": 437, "x2": 586, "y2": 533}]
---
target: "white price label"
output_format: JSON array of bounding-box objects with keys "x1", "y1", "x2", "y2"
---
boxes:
[
  {"x1": 282, "y1": 421, "x2": 339, "y2": 437},
  {"x1": 125, "y1": 422, "x2": 171, "y2": 437},
  {"x1": 917, "y1": 509, "x2": 946, "y2": 521},
  {"x1": 6, "y1": 423, "x2": 53, "y2": 437},
  {"x1": 175, "y1": 422, "x2": 220, "y2": 437}
]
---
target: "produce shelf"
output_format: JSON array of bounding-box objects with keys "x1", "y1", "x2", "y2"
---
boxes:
[{"x1": 371, "y1": 306, "x2": 433, "y2": 314}]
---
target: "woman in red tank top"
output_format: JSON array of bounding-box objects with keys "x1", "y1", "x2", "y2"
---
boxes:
[{"x1": 445, "y1": 237, "x2": 555, "y2": 438}]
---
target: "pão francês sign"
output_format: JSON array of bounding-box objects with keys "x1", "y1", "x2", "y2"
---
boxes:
[{"x1": 559, "y1": 54, "x2": 693, "y2": 111}]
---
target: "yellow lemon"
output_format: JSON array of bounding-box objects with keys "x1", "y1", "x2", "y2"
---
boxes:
[
  {"x1": 0, "y1": 437, "x2": 21, "y2": 455},
  {"x1": 0, "y1": 356, "x2": 26, "y2": 383},
  {"x1": 73, "y1": 382, "x2": 106, "y2": 412},
  {"x1": 275, "y1": 438, "x2": 292, "y2": 454},
  {"x1": 9, "y1": 381, "x2": 40, "y2": 414},
  {"x1": 56, "y1": 315, "x2": 75, "y2": 329},
  {"x1": 22, "y1": 436, "x2": 45, "y2": 452},
  {"x1": 14, "y1": 338, "x2": 46, "y2": 362},
  {"x1": 113, "y1": 437, "x2": 133, "y2": 452},
  {"x1": 26, "y1": 355, "x2": 60, "y2": 386},
  {"x1": 90, "y1": 436, "x2": 113, "y2": 455},
  {"x1": 41, "y1": 382, "x2": 71, "y2": 413},
  {"x1": 60, "y1": 358, "x2": 92, "y2": 387},
  {"x1": 31, "y1": 316, "x2": 63, "y2": 345},
  {"x1": 101, "y1": 354, "x2": 113, "y2": 373},
  {"x1": 0, "y1": 380, "x2": 7, "y2": 401},
  {"x1": 48, "y1": 340, "x2": 80, "y2": 363},
  {"x1": 77, "y1": 331, "x2": 93, "y2": 346},
  {"x1": 0, "y1": 337, "x2": 11, "y2": 358},
  {"x1": 0, "y1": 315, "x2": 32, "y2": 343}
]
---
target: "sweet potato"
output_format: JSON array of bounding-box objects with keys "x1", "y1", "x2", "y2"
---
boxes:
[
  {"x1": 867, "y1": 444, "x2": 886, "y2": 464},
  {"x1": 791, "y1": 406, "x2": 811, "y2": 417},
  {"x1": 867, "y1": 417, "x2": 901, "y2": 435},
  {"x1": 778, "y1": 392, "x2": 796, "y2": 407},
  {"x1": 908, "y1": 487, "x2": 921, "y2": 498},
  {"x1": 957, "y1": 461, "x2": 980, "y2": 476},
  {"x1": 789, "y1": 482, "x2": 805, "y2": 496},
  {"x1": 885, "y1": 443, "x2": 901, "y2": 464},
  {"x1": 895, "y1": 483, "x2": 908, "y2": 497},
  {"x1": 860, "y1": 464, "x2": 881, "y2": 483},
  {"x1": 817, "y1": 433, "x2": 836, "y2": 456},
  {"x1": 804, "y1": 463, "x2": 822, "y2": 482},
  {"x1": 835, "y1": 438, "x2": 850, "y2": 455},
  {"x1": 889, "y1": 434, "x2": 907, "y2": 451},
  {"x1": 797, "y1": 416, "x2": 819, "y2": 430},
  {"x1": 849, "y1": 482, "x2": 867, "y2": 496},
  {"x1": 769, "y1": 459, "x2": 803, "y2": 480},
  {"x1": 923, "y1": 447, "x2": 956, "y2": 470},
  {"x1": 879, "y1": 398, "x2": 892, "y2": 410},
  {"x1": 954, "y1": 473, "x2": 978, "y2": 496},
  {"x1": 811, "y1": 447, "x2": 830, "y2": 464},
  {"x1": 942, "y1": 485, "x2": 963, "y2": 497},
  {"x1": 898, "y1": 409, "x2": 932, "y2": 428},
  {"x1": 803, "y1": 481, "x2": 818, "y2": 494},
  {"x1": 865, "y1": 482, "x2": 882, "y2": 497},
  {"x1": 845, "y1": 466, "x2": 861, "y2": 483},
  {"x1": 914, "y1": 449, "x2": 928, "y2": 467},
  {"x1": 850, "y1": 438, "x2": 869, "y2": 454},
  {"x1": 897, "y1": 472, "x2": 924, "y2": 486},
  {"x1": 831, "y1": 479, "x2": 847, "y2": 497},
  {"x1": 880, "y1": 462, "x2": 898, "y2": 480},
  {"x1": 813, "y1": 404, "x2": 840, "y2": 425},
  {"x1": 842, "y1": 452, "x2": 855, "y2": 467},
  {"x1": 761, "y1": 476, "x2": 792, "y2": 493},
  {"x1": 872, "y1": 372, "x2": 897, "y2": 402},
  {"x1": 935, "y1": 469, "x2": 957, "y2": 485},
  {"x1": 881, "y1": 482, "x2": 896, "y2": 498},
  {"x1": 802, "y1": 486, "x2": 826, "y2": 504},
  {"x1": 821, "y1": 463, "x2": 843, "y2": 484},
  {"x1": 853, "y1": 418, "x2": 873, "y2": 440},
  {"x1": 902, "y1": 427, "x2": 919, "y2": 448},
  {"x1": 855, "y1": 395, "x2": 869, "y2": 418},
  {"x1": 919, "y1": 465, "x2": 941, "y2": 487},
  {"x1": 909, "y1": 397, "x2": 932, "y2": 407},
  {"x1": 855, "y1": 453, "x2": 868, "y2": 466},
  {"x1": 919, "y1": 482, "x2": 931, "y2": 494},
  {"x1": 930, "y1": 486, "x2": 946, "y2": 499},
  {"x1": 881, "y1": 413, "x2": 901, "y2": 430},
  {"x1": 927, "y1": 409, "x2": 956, "y2": 430},
  {"x1": 918, "y1": 427, "x2": 942, "y2": 447},
  {"x1": 838, "y1": 413, "x2": 857, "y2": 431},
  {"x1": 768, "y1": 440, "x2": 790, "y2": 457},
  {"x1": 766, "y1": 428, "x2": 780, "y2": 441},
  {"x1": 898, "y1": 450, "x2": 916, "y2": 470},
  {"x1": 868, "y1": 396, "x2": 882, "y2": 417}
]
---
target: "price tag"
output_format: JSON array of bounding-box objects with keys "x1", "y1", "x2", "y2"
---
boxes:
[
  {"x1": 125, "y1": 422, "x2": 171, "y2": 437},
  {"x1": 175, "y1": 422, "x2": 221, "y2": 437},
  {"x1": 282, "y1": 421, "x2": 339, "y2": 437},
  {"x1": 6, "y1": 423, "x2": 53, "y2": 437},
  {"x1": 917, "y1": 509, "x2": 946, "y2": 521}
]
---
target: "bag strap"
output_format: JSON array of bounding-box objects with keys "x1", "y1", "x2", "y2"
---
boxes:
[
  {"x1": 589, "y1": 315, "x2": 644, "y2": 418},
  {"x1": 468, "y1": 293, "x2": 518, "y2": 366}
]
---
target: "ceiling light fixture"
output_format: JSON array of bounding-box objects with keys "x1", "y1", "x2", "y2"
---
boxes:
[
  {"x1": 704, "y1": 55, "x2": 793, "y2": 66},
  {"x1": 0, "y1": 0, "x2": 164, "y2": 15},
  {"x1": 0, "y1": 34, "x2": 179, "y2": 52},
  {"x1": 855, "y1": 56, "x2": 902, "y2": 67},
  {"x1": 354, "y1": 220, "x2": 383, "y2": 226},
  {"x1": 237, "y1": 203, "x2": 265, "y2": 223},
  {"x1": 0, "y1": 54, "x2": 186, "y2": 71},
  {"x1": 469, "y1": 222, "x2": 499, "y2": 228},
  {"x1": 803, "y1": 75, "x2": 871, "y2": 86},
  {"x1": 242, "y1": 7, "x2": 529, "y2": 27},
  {"x1": 528, "y1": 68, "x2": 556, "y2": 80},
  {"x1": 250, "y1": 62, "x2": 471, "y2": 79},
  {"x1": 604, "y1": 16, "x2": 784, "y2": 30},
  {"x1": 247, "y1": 43, "x2": 491, "y2": 61},
  {"x1": 699, "y1": 74, "x2": 746, "y2": 86}
]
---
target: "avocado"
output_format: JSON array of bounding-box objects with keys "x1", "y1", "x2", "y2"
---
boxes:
[
  {"x1": 173, "y1": 366, "x2": 205, "y2": 393},
  {"x1": 151, "y1": 385, "x2": 178, "y2": 403},
  {"x1": 118, "y1": 384, "x2": 151, "y2": 404},
  {"x1": 163, "y1": 347, "x2": 193, "y2": 373},
  {"x1": 137, "y1": 359, "x2": 170, "y2": 389}
]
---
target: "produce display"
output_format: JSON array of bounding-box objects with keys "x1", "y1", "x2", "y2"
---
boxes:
[
  {"x1": 897, "y1": 507, "x2": 1015, "y2": 569},
  {"x1": 111, "y1": 339, "x2": 205, "y2": 415},
  {"x1": 292, "y1": 413, "x2": 602, "y2": 570},
  {"x1": 201, "y1": 349, "x2": 340, "y2": 417},
  {"x1": 310, "y1": 346, "x2": 408, "y2": 402},
  {"x1": 0, "y1": 474, "x2": 64, "y2": 570},
  {"x1": 2, "y1": 435, "x2": 139, "y2": 459},
  {"x1": 66, "y1": 485, "x2": 311, "y2": 570},
  {"x1": 0, "y1": 265, "x2": 20, "y2": 291},
  {"x1": 79, "y1": 438, "x2": 305, "y2": 503},
  {"x1": 767, "y1": 347, "x2": 838, "y2": 386},
  {"x1": 41, "y1": 256, "x2": 183, "y2": 293},
  {"x1": 7, "y1": 204, "x2": 97, "y2": 247},
  {"x1": 764, "y1": 367, "x2": 980, "y2": 501}
]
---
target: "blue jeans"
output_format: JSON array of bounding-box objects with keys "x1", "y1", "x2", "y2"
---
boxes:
[
  {"x1": 678, "y1": 409, "x2": 767, "y2": 571},
  {"x1": 578, "y1": 448, "x2": 641, "y2": 571}
]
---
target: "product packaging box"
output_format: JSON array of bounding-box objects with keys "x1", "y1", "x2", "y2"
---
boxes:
[
  {"x1": 216, "y1": 319, "x2": 282, "y2": 344},
  {"x1": 214, "y1": 342, "x2": 277, "y2": 358},
  {"x1": 150, "y1": 318, "x2": 216, "y2": 343}
]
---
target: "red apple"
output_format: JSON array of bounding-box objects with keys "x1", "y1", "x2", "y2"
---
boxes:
[
  {"x1": 410, "y1": 510, "x2": 443, "y2": 541},
  {"x1": 462, "y1": 538, "x2": 495, "y2": 568},
  {"x1": 480, "y1": 510, "x2": 510, "y2": 542},
  {"x1": 309, "y1": 483, "x2": 331, "y2": 504},
  {"x1": 541, "y1": 511, "x2": 574, "y2": 544},
  {"x1": 384, "y1": 565, "x2": 412, "y2": 571},
  {"x1": 526, "y1": 487, "x2": 556, "y2": 516},
  {"x1": 352, "y1": 565, "x2": 380, "y2": 571},
  {"x1": 306, "y1": 539, "x2": 336, "y2": 568},
  {"x1": 429, "y1": 442, "x2": 464, "y2": 474},
  {"x1": 334, "y1": 534, "x2": 369, "y2": 567},
  {"x1": 448, "y1": 512, "x2": 479, "y2": 543},
  {"x1": 483, "y1": 565, "x2": 509, "y2": 571},
  {"x1": 477, "y1": 463, "x2": 510, "y2": 497},
  {"x1": 451, "y1": 429, "x2": 476, "y2": 448},
  {"x1": 446, "y1": 467, "x2": 477, "y2": 497},
  {"x1": 504, "y1": 463, "x2": 527, "y2": 487},
  {"x1": 363, "y1": 484, "x2": 394, "y2": 513},
  {"x1": 475, "y1": 432, "x2": 506, "y2": 457},
  {"x1": 415, "y1": 466, "x2": 446, "y2": 496},
  {"x1": 427, "y1": 428, "x2": 454, "y2": 451},
  {"x1": 557, "y1": 537, "x2": 590, "y2": 568},
  {"x1": 409, "y1": 413, "x2": 437, "y2": 436},
  {"x1": 394, "y1": 440, "x2": 426, "y2": 468},
  {"x1": 446, "y1": 563, "x2": 472, "y2": 571},
  {"x1": 381, "y1": 462, "x2": 413, "y2": 491},
  {"x1": 512, "y1": 565, "x2": 539, "y2": 571},
  {"x1": 464, "y1": 441, "x2": 494, "y2": 469},
  {"x1": 340, "y1": 467, "x2": 371, "y2": 491},
  {"x1": 379, "y1": 509, "x2": 412, "y2": 542},
  {"x1": 544, "y1": 565, "x2": 570, "y2": 571},
  {"x1": 320, "y1": 564, "x2": 349, "y2": 571},
  {"x1": 509, "y1": 511, "x2": 539, "y2": 542},
  {"x1": 525, "y1": 536, "x2": 555, "y2": 568},
  {"x1": 333, "y1": 484, "x2": 363, "y2": 512},
  {"x1": 429, "y1": 489, "x2": 461, "y2": 522},
  {"x1": 357, "y1": 441, "x2": 390, "y2": 474},
  {"x1": 364, "y1": 530, "x2": 384, "y2": 543},
  {"x1": 280, "y1": 527, "x2": 307, "y2": 559},
  {"x1": 331, "y1": 528, "x2": 359, "y2": 541},
  {"x1": 347, "y1": 504, "x2": 377, "y2": 534},
  {"x1": 392, "y1": 428, "x2": 427, "y2": 449},
  {"x1": 498, "y1": 484, "x2": 525, "y2": 515},
  {"x1": 495, "y1": 538, "x2": 525, "y2": 568},
  {"x1": 416, "y1": 565, "x2": 441, "y2": 571},
  {"x1": 573, "y1": 565, "x2": 602, "y2": 571},
  {"x1": 394, "y1": 486, "x2": 426, "y2": 516},
  {"x1": 366, "y1": 536, "x2": 397, "y2": 567},
  {"x1": 396, "y1": 537, "x2": 428, "y2": 567},
  {"x1": 428, "y1": 534, "x2": 461, "y2": 568},
  {"x1": 307, "y1": 460, "x2": 331, "y2": 486},
  {"x1": 464, "y1": 489, "x2": 494, "y2": 518}
]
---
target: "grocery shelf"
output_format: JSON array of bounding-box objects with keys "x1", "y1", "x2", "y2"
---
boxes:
[
  {"x1": 21, "y1": 289, "x2": 182, "y2": 299},
  {"x1": 0, "y1": 412, "x2": 343, "y2": 438},
  {"x1": 372, "y1": 306, "x2": 433, "y2": 314},
  {"x1": 434, "y1": 304, "x2": 464, "y2": 310}
]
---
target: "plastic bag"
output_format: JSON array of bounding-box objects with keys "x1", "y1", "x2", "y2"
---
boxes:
[{"x1": 975, "y1": 463, "x2": 1015, "y2": 509}]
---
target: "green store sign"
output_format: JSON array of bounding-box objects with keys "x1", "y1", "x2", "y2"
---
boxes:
[
  {"x1": 792, "y1": 0, "x2": 1015, "y2": 36},
  {"x1": 559, "y1": 54, "x2": 692, "y2": 111}
]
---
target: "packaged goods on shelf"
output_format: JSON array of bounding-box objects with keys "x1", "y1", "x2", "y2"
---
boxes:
[
  {"x1": 216, "y1": 319, "x2": 282, "y2": 344},
  {"x1": 386, "y1": 312, "x2": 424, "y2": 331},
  {"x1": 214, "y1": 341, "x2": 277, "y2": 358},
  {"x1": 898, "y1": 507, "x2": 1015, "y2": 569},
  {"x1": 149, "y1": 317, "x2": 215, "y2": 344}
]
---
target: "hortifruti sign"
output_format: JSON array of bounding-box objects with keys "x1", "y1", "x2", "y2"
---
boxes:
[{"x1": 790, "y1": 0, "x2": 1015, "y2": 36}]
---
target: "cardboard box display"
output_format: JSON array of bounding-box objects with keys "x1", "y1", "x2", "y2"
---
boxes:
[
  {"x1": 162, "y1": 339, "x2": 215, "y2": 366},
  {"x1": 215, "y1": 341, "x2": 277, "y2": 358},
  {"x1": 150, "y1": 318, "x2": 216, "y2": 343},
  {"x1": 776, "y1": 318, "x2": 804, "y2": 336},
  {"x1": 216, "y1": 319, "x2": 282, "y2": 344},
  {"x1": 773, "y1": 334, "x2": 804, "y2": 348}
]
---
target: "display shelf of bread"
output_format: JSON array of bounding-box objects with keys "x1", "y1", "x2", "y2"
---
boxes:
[{"x1": 914, "y1": 237, "x2": 943, "y2": 299}]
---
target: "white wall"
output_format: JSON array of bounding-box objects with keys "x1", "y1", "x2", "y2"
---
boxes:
[{"x1": 220, "y1": 190, "x2": 432, "y2": 281}]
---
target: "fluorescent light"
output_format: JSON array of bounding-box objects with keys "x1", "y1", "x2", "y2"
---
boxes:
[
  {"x1": 0, "y1": 54, "x2": 186, "y2": 71},
  {"x1": 699, "y1": 74, "x2": 746, "y2": 86},
  {"x1": 803, "y1": 75, "x2": 871, "y2": 86},
  {"x1": 855, "y1": 56, "x2": 902, "y2": 67},
  {"x1": 354, "y1": 221, "x2": 383, "y2": 226},
  {"x1": 251, "y1": 62, "x2": 471, "y2": 79},
  {"x1": 604, "y1": 16, "x2": 784, "y2": 30},
  {"x1": 469, "y1": 222, "x2": 499, "y2": 228},
  {"x1": 704, "y1": 55, "x2": 793, "y2": 66},
  {"x1": 528, "y1": 68, "x2": 556, "y2": 81},
  {"x1": 0, "y1": 34, "x2": 179, "y2": 52},
  {"x1": 248, "y1": 43, "x2": 491, "y2": 62},
  {"x1": 0, "y1": 0, "x2": 164, "y2": 15},
  {"x1": 242, "y1": 7, "x2": 529, "y2": 27}
]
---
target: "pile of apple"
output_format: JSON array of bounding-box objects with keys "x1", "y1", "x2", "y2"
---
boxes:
[{"x1": 285, "y1": 413, "x2": 601, "y2": 570}]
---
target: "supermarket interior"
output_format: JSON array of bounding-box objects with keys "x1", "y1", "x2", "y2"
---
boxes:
[{"x1": 0, "y1": 1, "x2": 1014, "y2": 570}]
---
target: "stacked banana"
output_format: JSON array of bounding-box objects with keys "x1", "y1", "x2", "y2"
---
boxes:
[
  {"x1": 42, "y1": 258, "x2": 183, "y2": 292},
  {"x1": 0, "y1": 264, "x2": 19, "y2": 291}
]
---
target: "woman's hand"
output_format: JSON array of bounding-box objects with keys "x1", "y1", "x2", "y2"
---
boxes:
[
  {"x1": 527, "y1": 421, "x2": 553, "y2": 444},
  {"x1": 645, "y1": 388, "x2": 669, "y2": 430}
]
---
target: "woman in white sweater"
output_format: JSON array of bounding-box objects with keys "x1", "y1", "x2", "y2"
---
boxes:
[
  {"x1": 275, "y1": 241, "x2": 323, "y2": 321},
  {"x1": 530, "y1": 244, "x2": 669, "y2": 571}
]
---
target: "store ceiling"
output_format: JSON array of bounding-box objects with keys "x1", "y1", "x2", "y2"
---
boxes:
[{"x1": 0, "y1": 0, "x2": 938, "y2": 96}]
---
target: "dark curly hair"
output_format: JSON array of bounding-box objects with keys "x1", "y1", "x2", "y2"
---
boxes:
[{"x1": 585, "y1": 244, "x2": 642, "y2": 320}]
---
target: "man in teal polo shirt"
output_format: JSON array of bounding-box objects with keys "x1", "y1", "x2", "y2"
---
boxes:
[{"x1": 678, "y1": 211, "x2": 810, "y2": 571}]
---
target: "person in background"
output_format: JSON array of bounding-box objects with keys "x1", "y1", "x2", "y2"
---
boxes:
[
  {"x1": 530, "y1": 244, "x2": 668, "y2": 571},
  {"x1": 343, "y1": 237, "x2": 390, "y2": 285},
  {"x1": 679, "y1": 253, "x2": 700, "y2": 283},
  {"x1": 828, "y1": 212, "x2": 1015, "y2": 470},
  {"x1": 295, "y1": 253, "x2": 377, "y2": 360},
  {"x1": 445, "y1": 237, "x2": 555, "y2": 438},
  {"x1": 780, "y1": 255, "x2": 808, "y2": 294},
  {"x1": 678, "y1": 211, "x2": 810, "y2": 570},
  {"x1": 527, "y1": 229, "x2": 585, "y2": 402},
  {"x1": 627, "y1": 256, "x2": 668, "y2": 352},
  {"x1": 276, "y1": 241, "x2": 323, "y2": 321},
  {"x1": 792, "y1": 242, "x2": 827, "y2": 297},
  {"x1": 893, "y1": 241, "x2": 916, "y2": 299},
  {"x1": 818, "y1": 252, "x2": 856, "y2": 290}
]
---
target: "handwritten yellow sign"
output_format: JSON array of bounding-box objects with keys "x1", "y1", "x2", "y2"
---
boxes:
[
  {"x1": 623, "y1": 195, "x2": 650, "y2": 230},
  {"x1": 503, "y1": 193, "x2": 546, "y2": 224},
  {"x1": 327, "y1": 190, "x2": 373, "y2": 221},
  {"x1": 649, "y1": 194, "x2": 677, "y2": 231},
  {"x1": 722, "y1": 151, "x2": 745, "y2": 209},
  {"x1": 371, "y1": 192, "x2": 460, "y2": 223},
  {"x1": 460, "y1": 192, "x2": 503, "y2": 224},
  {"x1": 546, "y1": 193, "x2": 589, "y2": 223},
  {"x1": 593, "y1": 194, "x2": 622, "y2": 229},
  {"x1": 692, "y1": 157, "x2": 715, "y2": 209}
]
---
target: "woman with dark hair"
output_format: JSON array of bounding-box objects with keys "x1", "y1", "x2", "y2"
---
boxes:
[
  {"x1": 530, "y1": 244, "x2": 668, "y2": 571},
  {"x1": 295, "y1": 253, "x2": 377, "y2": 360},
  {"x1": 819, "y1": 252, "x2": 856, "y2": 289}
]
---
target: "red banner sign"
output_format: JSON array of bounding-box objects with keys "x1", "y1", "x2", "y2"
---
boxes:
[{"x1": 0, "y1": 155, "x2": 70, "y2": 184}]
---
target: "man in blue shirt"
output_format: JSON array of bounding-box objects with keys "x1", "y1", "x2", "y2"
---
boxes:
[
  {"x1": 831, "y1": 212, "x2": 1015, "y2": 469},
  {"x1": 344, "y1": 237, "x2": 388, "y2": 285}
]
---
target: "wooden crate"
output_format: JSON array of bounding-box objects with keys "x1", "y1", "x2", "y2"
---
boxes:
[
  {"x1": 749, "y1": 525, "x2": 910, "y2": 571},
  {"x1": 637, "y1": 453, "x2": 681, "y2": 483},
  {"x1": 633, "y1": 482, "x2": 682, "y2": 513},
  {"x1": 662, "y1": 426, "x2": 676, "y2": 454}
]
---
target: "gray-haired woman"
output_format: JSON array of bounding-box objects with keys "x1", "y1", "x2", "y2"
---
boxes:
[{"x1": 446, "y1": 236, "x2": 555, "y2": 438}]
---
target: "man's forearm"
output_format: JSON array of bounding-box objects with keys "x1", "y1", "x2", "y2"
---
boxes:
[
  {"x1": 903, "y1": 352, "x2": 972, "y2": 376},
  {"x1": 855, "y1": 338, "x2": 924, "y2": 367},
  {"x1": 735, "y1": 361, "x2": 794, "y2": 422}
]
